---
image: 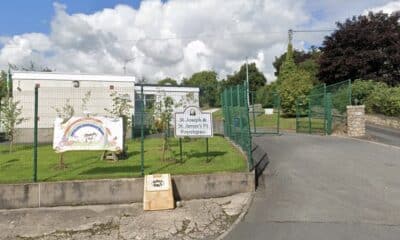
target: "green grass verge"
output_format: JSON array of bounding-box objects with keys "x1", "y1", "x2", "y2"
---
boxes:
[{"x1": 0, "y1": 136, "x2": 247, "y2": 184}]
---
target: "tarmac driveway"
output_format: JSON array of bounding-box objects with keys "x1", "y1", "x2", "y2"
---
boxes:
[{"x1": 225, "y1": 134, "x2": 400, "y2": 240}]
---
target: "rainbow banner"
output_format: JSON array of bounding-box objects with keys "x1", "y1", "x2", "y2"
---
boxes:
[{"x1": 53, "y1": 117, "x2": 123, "y2": 153}]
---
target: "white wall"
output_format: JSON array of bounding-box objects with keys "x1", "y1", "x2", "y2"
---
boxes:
[{"x1": 12, "y1": 73, "x2": 135, "y2": 129}]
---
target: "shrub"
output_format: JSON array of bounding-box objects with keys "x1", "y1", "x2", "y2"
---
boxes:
[
  {"x1": 366, "y1": 86, "x2": 400, "y2": 117},
  {"x1": 255, "y1": 82, "x2": 277, "y2": 108},
  {"x1": 351, "y1": 80, "x2": 387, "y2": 105}
]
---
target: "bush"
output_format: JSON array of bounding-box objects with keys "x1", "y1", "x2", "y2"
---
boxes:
[
  {"x1": 351, "y1": 80, "x2": 387, "y2": 105},
  {"x1": 255, "y1": 82, "x2": 277, "y2": 108},
  {"x1": 366, "y1": 86, "x2": 400, "y2": 117}
]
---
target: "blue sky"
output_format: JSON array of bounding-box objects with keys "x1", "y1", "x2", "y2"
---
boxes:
[
  {"x1": 0, "y1": 0, "x2": 398, "y2": 81},
  {"x1": 0, "y1": 0, "x2": 142, "y2": 35}
]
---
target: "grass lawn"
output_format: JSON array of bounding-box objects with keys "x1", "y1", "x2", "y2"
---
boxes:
[
  {"x1": 0, "y1": 136, "x2": 247, "y2": 184},
  {"x1": 213, "y1": 109, "x2": 324, "y2": 132}
]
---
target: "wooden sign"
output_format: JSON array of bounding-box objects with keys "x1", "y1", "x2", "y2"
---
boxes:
[{"x1": 143, "y1": 174, "x2": 174, "y2": 211}]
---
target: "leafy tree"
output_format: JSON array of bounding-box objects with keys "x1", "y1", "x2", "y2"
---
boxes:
[
  {"x1": 0, "y1": 71, "x2": 7, "y2": 98},
  {"x1": 225, "y1": 63, "x2": 266, "y2": 92},
  {"x1": 319, "y1": 12, "x2": 400, "y2": 86},
  {"x1": 278, "y1": 44, "x2": 313, "y2": 116},
  {"x1": 255, "y1": 82, "x2": 278, "y2": 108},
  {"x1": 182, "y1": 71, "x2": 219, "y2": 107},
  {"x1": 0, "y1": 97, "x2": 26, "y2": 152},
  {"x1": 157, "y1": 78, "x2": 178, "y2": 86}
]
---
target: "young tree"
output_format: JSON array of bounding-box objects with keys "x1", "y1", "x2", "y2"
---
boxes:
[
  {"x1": 0, "y1": 97, "x2": 26, "y2": 152},
  {"x1": 153, "y1": 96, "x2": 174, "y2": 161},
  {"x1": 319, "y1": 12, "x2": 400, "y2": 86},
  {"x1": 105, "y1": 91, "x2": 133, "y2": 158}
]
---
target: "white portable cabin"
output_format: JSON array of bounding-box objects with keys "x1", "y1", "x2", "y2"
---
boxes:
[
  {"x1": 11, "y1": 71, "x2": 135, "y2": 143},
  {"x1": 134, "y1": 84, "x2": 200, "y2": 114}
]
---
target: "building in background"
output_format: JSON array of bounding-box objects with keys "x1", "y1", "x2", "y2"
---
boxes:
[{"x1": 7, "y1": 71, "x2": 199, "y2": 143}]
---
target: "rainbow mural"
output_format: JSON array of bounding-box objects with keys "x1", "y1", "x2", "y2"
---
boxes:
[{"x1": 53, "y1": 117, "x2": 123, "y2": 153}]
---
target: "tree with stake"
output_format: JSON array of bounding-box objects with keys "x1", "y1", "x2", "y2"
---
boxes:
[{"x1": 0, "y1": 97, "x2": 26, "y2": 153}]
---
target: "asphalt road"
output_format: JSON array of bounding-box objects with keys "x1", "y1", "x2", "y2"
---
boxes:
[
  {"x1": 365, "y1": 124, "x2": 400, "y2": 147},
  {"x1": 225, "y1": 134, "x2": 400, "y2": 240}
]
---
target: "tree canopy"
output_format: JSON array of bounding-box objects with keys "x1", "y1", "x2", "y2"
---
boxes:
[
  {"x1": 157, "y1": 78, "x2": 178, "y2": 86},
  {"x1": 277, "y1": 44, "x2": 313, "y2": 116},
  {"x1": 0, "y1": 71, "x2": 7, "y2": 98},
  {"x1": 225, "y1": 62, "x2": 266, "y2": 91},
  {"x1": 182, "y1": 71, "x2": 220, "y2": 107},
  {"x1": 319, "y1": 12, "x2": 400, "y2": 86}
]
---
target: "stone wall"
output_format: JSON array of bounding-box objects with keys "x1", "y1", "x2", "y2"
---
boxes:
[
  {"x1": 365, "y1": 114, "x2": 400, "y2": 129},
  {"x1": 347, "y1": 105, "x2": 366, "y2": 137}
]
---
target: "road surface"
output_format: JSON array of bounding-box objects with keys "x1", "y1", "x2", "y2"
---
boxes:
[
  {"x1": 225, "y1": 134, "x2": 400, "y2": 240},
  {"x1": 365, "y1": 123, "x2": 400, "y2": 147}
]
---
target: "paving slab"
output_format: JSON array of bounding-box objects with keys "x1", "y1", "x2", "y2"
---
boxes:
[{"x1": 0, "y1": 193, "x2": 251, "y2": 240}]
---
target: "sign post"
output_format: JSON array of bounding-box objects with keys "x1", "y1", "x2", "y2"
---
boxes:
[{"x1": 175, "y1": 106, "x2": 213, "y2": 162}]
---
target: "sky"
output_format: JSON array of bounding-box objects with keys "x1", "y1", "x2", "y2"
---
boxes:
[{"x1": 0, "y1": 0, "x2": 399, "y2": 83}]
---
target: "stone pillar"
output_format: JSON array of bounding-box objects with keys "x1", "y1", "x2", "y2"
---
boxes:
[{"x1": 346, "y1": 105, "x2": 365, "y2": 137}]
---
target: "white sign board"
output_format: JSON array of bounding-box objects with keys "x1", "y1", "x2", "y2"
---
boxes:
[
  {"x1": 145, "y1": 174, "x2": 171, "y2": 192},
  {"x1": 175, "y1": 106, "x2": 213, "y2": 137},
  {"x1": 53, "y1": 116, "x2": 123, "y2": 153}
]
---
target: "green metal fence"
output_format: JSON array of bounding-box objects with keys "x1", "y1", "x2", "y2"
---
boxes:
[
  {"x1": 221, "y1": 83, "x2": 253, "y2": 169},
  {"x1": 249, "y1": 91, "x2": 281, "y2": 135},
  {"x1": 296, "y1": 80, "x2": 351, "y2": 135}
]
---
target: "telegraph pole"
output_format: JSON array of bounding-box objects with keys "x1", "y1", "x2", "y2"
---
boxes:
[
  {"x1": 288, "y1": 29, "x2": 293, "y2": 45},
  {"x1": 246, "y1": 57, "x2": 250, "y2": 106}
]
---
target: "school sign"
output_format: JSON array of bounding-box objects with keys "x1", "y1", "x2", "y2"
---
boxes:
[{"x1": 175, "y1": 106, "x2": 213, "y2": 138}]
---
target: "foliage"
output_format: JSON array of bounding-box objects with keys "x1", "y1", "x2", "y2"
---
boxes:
[
  {"x1": 182, "y1": 71, "x2": 220, "y2": 107},
  {"x1": 351, "y1": 80, "x2": 387, "y2": 105},
  {"x1": 52, "y1": 99, "x2": 75, "y2": 123},
  {"x1": 153, "y1": 96, "x2": 175, "y2": 161},
  {"x1": 157, "y1": 77, "x2": 178, "y2": 86},
  {"x1": 365, "y1": 86, "x2": 400, "y2": 117},
  {"x1": 255, "y1": 82, "x2": 278, "y2": 108},
  {"x1": 225, "y1": 62, "x2": 266, "y2": 92},
  {"x1": 105, "y1": 91, "x2": 133, "y2": 157},
  {"x1": 104, "y1": 91, "x2": 133, "y2": 120},
  {"x1": 81, "y1": 91, "x2": 92, "y2": 116},
  {"x1": 9, "y1": 61, "x2": 53, "y2": 72},
  {"x1": 0, "y1": 71, "x2": 7, "y2": 98},
  {"x1": 273, "y1": 47, "x2": 320, "y2": 79},
  {"x1": 0, "y1": 97, "x2": 26, "y2": 152},
  {"x1": 319, "y1": 12, "x2": 400, "y2": 86},
  {"x1": 277, "y1": 44, "x2": 313, "y2": 116}
]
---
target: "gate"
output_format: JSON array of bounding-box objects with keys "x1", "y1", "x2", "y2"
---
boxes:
[
  {"x1": 249, "y1": 91, "x2": 281, "y2": 135},
  {"x1": 296, "y1": 80, "x2": 351, "y2": 135}
]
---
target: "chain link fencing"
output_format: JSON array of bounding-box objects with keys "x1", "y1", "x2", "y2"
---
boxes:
[
  {"x1": 1, "y1": 80, "x2": 247, "y2": 183},
  {"x1": 221, "y1": 83, "x2": 253, "y2": 170},
  {"x1": 296, "y1": 80, "x2": 352, "y2": 135}
]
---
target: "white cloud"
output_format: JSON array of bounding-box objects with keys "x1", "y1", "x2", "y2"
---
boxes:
[
  {"x1": 364, "y1": 0, "x2": 400, "y2": 14},
  {"x1": 0, "y1": 0, "x2": 312, "y2": 82}
]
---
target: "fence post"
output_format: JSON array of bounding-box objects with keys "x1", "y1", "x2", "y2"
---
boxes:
[
  {"x1": 308, "y1": 97, "x2": 312, "y2": 134},
  {"x1": 348, "y1": 79, "x2": 352, "y2": 105},
  {"x1": 276, "y1": 94, "x2": 281, "y2": 135},
  {"x1": 295, "y1": 99, "x2": 299, "y2": 133},
  {"x1": 33, "y1": 84, "x2": 39, "y2": 182},
  {"x1": 140, "y1": 85, "x2": 144, "y2": 177},
  {"x1": 179, "y1": 138, "x2": 183, "y2": 163},
  {"x1": 252, "y1": 92, "x2": 256, "y2": 133},
  {"x1": 326, "y1": 93, "x2": 333, "y2": 135}
]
